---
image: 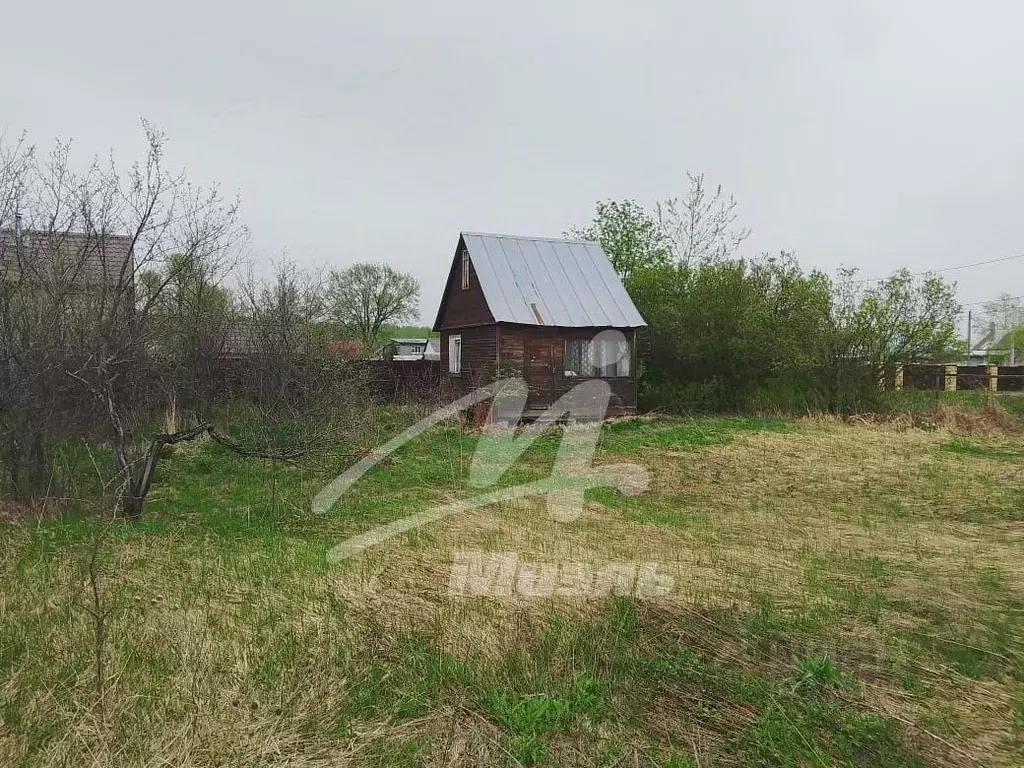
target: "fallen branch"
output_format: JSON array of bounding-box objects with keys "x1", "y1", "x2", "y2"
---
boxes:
[{"x1": 207, "y1": 426, "x2": 310, "y2": 463}]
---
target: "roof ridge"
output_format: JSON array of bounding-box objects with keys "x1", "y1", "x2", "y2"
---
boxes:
[
  {"x1": 0, "y1": 228, "x2": 133, "y2": 241},
  {"x1": 460, "y1": 231, "x2": 598, "y2": 246}
]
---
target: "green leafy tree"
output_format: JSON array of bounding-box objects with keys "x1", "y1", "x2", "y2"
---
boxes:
[
  {"x1": 138, "y1": 251, "x2": 235, "y2": 423},
  {"x1": 629, "y1": 255, "x2": 832, "y2": 411},
  {"x1": 567, "y1": 200, "x2": 671, "y2": 280},
  {"x1": 823, "y1": 269, "x2": 963, "y2": 410},
  {"x1": 328, "y1": 262, "x2": 420, "y2": 352},
  {"x1": 572, "y1": 182, "x2": 962, "y2": 414},
  {"x1": 832, "y1": 269, "x2": 961, "y2": 363},
  {"x1": 140, "y1": 252, "x2": 233, "y2": 343},
  {"x1": 569, "y1": 176, "x2": 750, "y2": 279}
]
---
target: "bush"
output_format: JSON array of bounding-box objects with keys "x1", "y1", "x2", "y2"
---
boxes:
[{"x1": 631, "y1": 255, "x2": 835, "y2": 413}]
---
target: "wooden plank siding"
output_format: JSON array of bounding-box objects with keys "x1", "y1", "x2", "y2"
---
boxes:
[
  {"x1": 497, "y1": 326, "x2": 637, "y2": 419},
  {"x1": 435, "y1": 241, "x2": 494, "y2": 330},
  {"x1": 439, "y1": 325, "x2": 499, "y2": 395},
  {"x1": 439, "y1": 325, "x2": 637, "y2": 421}
]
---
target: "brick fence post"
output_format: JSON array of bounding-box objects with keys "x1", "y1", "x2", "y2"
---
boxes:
[
  {"x1": 989, "y1": 364, "x2": 999, "y2": 392},
  {"x1": 944, "y1": 365, "x2": 958, "y2": 391},
  {"x1": 894, "y1": 364, "x2": 904, "y2": 390}
]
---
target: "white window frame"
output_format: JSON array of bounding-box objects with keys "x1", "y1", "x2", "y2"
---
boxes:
[
  {"x1": 460, "y1": 250, "x2": 470, "y2": 290},
  {"x1": 449, "y1": 334, "x2": 462, "y2": 374}
]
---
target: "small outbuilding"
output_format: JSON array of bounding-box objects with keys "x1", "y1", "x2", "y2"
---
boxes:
[
  {"x1": 372, "y1": 338, "x2": 440, "y2": 361},
  {"x1": 432, "y1": 232, "x2": 647, "y2": 420}
]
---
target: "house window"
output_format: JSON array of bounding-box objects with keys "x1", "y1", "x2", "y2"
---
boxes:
[
  {"x1": 460, "y1": 249, "x2": 470, "y2": 290},
  {"x1": 564, "y1": 337, "x2": 630, "y2": 377},
  {"x1": 449, "y1": 334, "x2": 462, "y2": 374}
]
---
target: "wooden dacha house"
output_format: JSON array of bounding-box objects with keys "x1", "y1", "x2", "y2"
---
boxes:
[{"x1": 432, "y1": 232, "x2": 646, "y2": 421}]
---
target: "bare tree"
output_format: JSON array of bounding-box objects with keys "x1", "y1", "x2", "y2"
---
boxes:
[
  {"x1": 0, "y1": 132, "x2": 33, "y2": 227},
  {"x1": 0, "y1": 134, "x2": 44, "y2": 496},
  {"x1": 328, "y1": 262, "x2": 420, "y2": 352},
  {"x1": 230, "y1": 258, "x2": 370, "y2": 464},
  {"x1": 139, "y1": 247, "x2": 236, "y2": 428},
  {"x1": 0, "y1": 124, "x2": 245, "y2": 516},
  {"x1": 656, "y1": 172, "x2": 751, "y2": 265}
]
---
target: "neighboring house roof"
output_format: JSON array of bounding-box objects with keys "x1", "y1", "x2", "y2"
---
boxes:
[
  {"x1": 994, "y1": 326, "x2": 1024, "y2": 350},
  {"x1": 329, "y1": 338, "x2": 363, "y2": 358},
  {"x1": 372, "y1": 337, "x2": 439, "y2": 361},
  {"x1": 436, "y1": 232, "x2": 647, "y2": 329},
  {"x1": 0, "y1": 229, "x2": 134, "y2": 288},
  {"x1": 973, "y1": 326, "x2": 996, "y2": 349}
]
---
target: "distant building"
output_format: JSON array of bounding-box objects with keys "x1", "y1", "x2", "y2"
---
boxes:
[
  {"x1": 424, "y1": 338, "x2": 440, "y2": 361},
  {"x1": 0, "y1": 227, "x2": 135, "y2": 295},
  {"x1": 328, "y1": 338, "x2": 364, "y2": 359},
  {"x1": 963, "y1": 324, "x2": 1024, "y2": 365},
  {"x1": 373, "y1": 338, "x2": 440, "y2": 361}
]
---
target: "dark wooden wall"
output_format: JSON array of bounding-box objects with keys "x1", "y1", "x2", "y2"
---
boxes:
[
  {"x1": 498, "y1": 326, "x2": 637, "y2": 419},
  {"x1": 902, "y1": 364, "x2": 945, "y2": 391},
  {"x1": 362, "y1": 359, "x2": 441, "y2": 402},
  {"x1": 998, "y1": 365, "x2": 1024, "y2": 392},
  {"x1": 435, "y1": 240, "x2": 495, "y2": 330},
  {"x1": 439, "y1": 325, "x2": 499, "y2": 395},
  {"x1": 956, "y1": 365, "x2": 990, "y2": 390},
  {"x1": 439, "y1": 325, "x2": 637, "y2": 420}
]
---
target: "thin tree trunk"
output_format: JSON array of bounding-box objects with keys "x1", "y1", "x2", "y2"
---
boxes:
[{"x1": 118, "y1": 422, "x2": 212, "y2": 519}]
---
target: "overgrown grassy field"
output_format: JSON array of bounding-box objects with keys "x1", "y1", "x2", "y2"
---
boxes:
[{"x1": 2, "y1": 403, "x2": 1024, "y2": 766}]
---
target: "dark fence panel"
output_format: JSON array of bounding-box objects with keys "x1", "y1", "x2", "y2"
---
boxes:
[
  {"x1": 360, "y1": 360, "x2": 442, "y2": 403},
  {"x1": 902, "y1": 364, "x2": 945, "y2": 391},
  {"x1": 998, "y1": 365, "x2": 1024, "y2": 392},
  {"x1": 957, "y1": 365, "x2": 989, "y2": 391}
]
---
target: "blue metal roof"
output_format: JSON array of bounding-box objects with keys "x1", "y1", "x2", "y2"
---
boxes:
[{"x1": 456, "y1": 232, "x2": 647, "y2": 328}]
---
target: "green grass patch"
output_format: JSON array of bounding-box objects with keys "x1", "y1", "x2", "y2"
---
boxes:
[
  {"x1": 599, "y1": 416, "x2": 791, "y2": 455},
  {"x1": 941, "y1": 438, "x2": 1024, "y2": 461},
  {"x1": 3, "y1": 412, "x2": 1024, "y2": 765}
]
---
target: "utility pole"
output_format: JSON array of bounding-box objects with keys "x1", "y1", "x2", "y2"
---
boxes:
[
  {"x1": 967, "y1": 309, "x2": 972, "y2": 356},
  {"x1": 1010, "y1": 304, "x2": 1019, "y2": 366}
]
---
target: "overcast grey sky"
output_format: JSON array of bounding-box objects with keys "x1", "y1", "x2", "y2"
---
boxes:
[{"x1": 4, "y1": 1, "x2": 1022, "y2": 322}]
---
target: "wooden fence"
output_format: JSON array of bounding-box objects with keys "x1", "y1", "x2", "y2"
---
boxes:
[
  {"x1": 361, "y1": 359, "x2": 442, "y2": 402},
  {"x1": 896, "y1": 364, "x2": 1024, "y2": 392}
]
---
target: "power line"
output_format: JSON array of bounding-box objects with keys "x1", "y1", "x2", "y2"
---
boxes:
[
  {"x1": 930, "y1": 252, "x2": 1024, "y2": 274},
  {"x1": 960, "y1": 293, "x2": 1024, "y2": 308},
  {"x1": 850, "y1": 251, "x2": 1024, "y2": 284}
]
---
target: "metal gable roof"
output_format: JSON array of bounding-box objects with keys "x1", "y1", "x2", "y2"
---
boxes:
[{"x1": 457, "y1": 232, "x2": 647, "y2": 328}]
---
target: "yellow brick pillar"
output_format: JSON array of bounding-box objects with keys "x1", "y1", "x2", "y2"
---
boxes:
[
  {"x1": 944, "y1": 365, "x2": 958, "y2": 391},
  {"x1": 989, "y1": 364, "x2": 999, "y2": 392},
  {"x1": 894, "y1": 364, "x2": 904, "y2": 391}
]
